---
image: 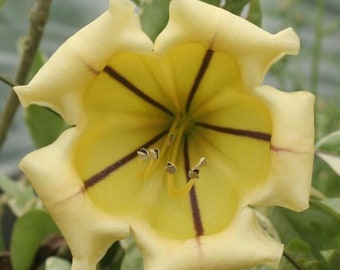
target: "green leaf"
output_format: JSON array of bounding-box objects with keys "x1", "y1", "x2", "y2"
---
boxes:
[
  {"x1": 120, "y1": 236, "x2": 143, "y2": 270},
  {"x1": 321, "y1": 197, "x2": 340, "y2": 214},
  {"x1": 0, "y1": 175, "x2": 38, "y2": 216},
  {"x1": 99, "y1": 242, "x2": 125, "y2": 270},
  {"x1": 199, "y1": 0, "x2": 262, "y2": 26},
  {"x1": 316, "y1": 152, "x2": 340, "y2": 176},
  {"x1": 315, "y1": 130, "x2": 340, "y2": 176},
  {"x1": 321, "y1": 249, "x2": 340, "y2": 270},
  {"x1": 269, "y1": 204, "x2": 340, "y2": 258},
  {"x1": 201, "y1": 0, "x2": 221, "y2": 8},
  {"x1": 256, "y1": 202, "x2": 339, "y2": 270},
  {"x1": 311, "y1": 199, "x2": 340, "y2": 224},
  {"x1": 247, "y1": 0, "x2": 262, "y2": 26},
  {"x1": 137, "y1": 0, "x2": 253, "y2": 41},
  {"x1": 124, "y1": 0, "x2": 259, "y2": 42},
  {"x1": 0, "y1": 175, "x2": 21, "y2": 199},
  {"x1": 284, "y1": 239, "x2": 326, "y2": 270},
  {"x1": 45, "y1": 256, "x2": 71, "y2": 270},
  {"x1": 313, "y1": 155, "x2": 340, "y2": 197},
  {"x1": 27, "y1": 48, "x2": 46, "y2": 83},
  {"x1": 315, "y1": 130, "x2": 340, "y2": 153},
  {"x1": 10, "y1": 209, "x2": 59, "y2": 270},
  {"x1": 138, "y1": 0, "x2": 171, "y2": 41},
  {"x1": 0, "y1": 214, "x2": 4, "y2": 252},
  {"x1": 202, "y1": 0, "x2": 250, "y2": 16},
  {"x1": 130, "y1": 0, "x2": 141, "y2": 6},
  {"x1": 19, "y1": 40, "x2": 69, "y2": 148},
  {"x1": 25, "y1": 105, "x2": 69, "y2": 148},
  {"x1": 221, "y1": 0, "x2": 250, "y2": 15}
]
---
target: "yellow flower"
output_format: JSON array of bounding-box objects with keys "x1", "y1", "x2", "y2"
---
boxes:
[{"x1": 14, "y1": 0, "x2": 315, "y2": 269}]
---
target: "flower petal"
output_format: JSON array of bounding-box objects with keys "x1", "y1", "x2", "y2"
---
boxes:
[
  {"x1": 251, "y1": 85, "x2": 315, "y2": 211},
  {"x1": 155, "y1": 0, "x2": 299, "y2": 86},
  {"x1": 19, "y1": 128, "x2": 130, "y2": 269},
  {"x1": 14, "y1": 1, "x2": 314, "y2": 268},
  {"x1": 132, "y1": 207, "x2": 283, "y2": 270},
  {"x1": 14, "y1": 0, "x2": 153, "y2": 124}
]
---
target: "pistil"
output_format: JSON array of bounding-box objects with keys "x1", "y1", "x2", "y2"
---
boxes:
[
  {"x1": 137, "y1": 113, "x2": 199, "y2": 196},
  {"x1": 164, "y1": 117, "x2": 197, "y2": 196},
  {"x1": 140, "y1": 114, "x2": 182, "y2": 179}
]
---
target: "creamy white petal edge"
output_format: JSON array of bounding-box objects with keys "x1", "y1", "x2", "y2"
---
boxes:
[
  {"x1": 14, "y1": 0, "x2": 153, "y2": 125},
  {"x1": 249, "y1": 85, "x2": 315, "y2": 211},
  {"x1": 131, "y1": 207, "x2": 283, "y2": 270},
  {"x1": 19, "y1": 128, "x2": 131, "y2": 269},
  {"x1": 154, "y1": 0, "x2": 300, "y2": 86}
]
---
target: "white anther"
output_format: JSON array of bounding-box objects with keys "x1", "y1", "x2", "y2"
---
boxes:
[
  {"x1": 195, "y1": 157, "x2": 207, "y2": 169},
  {"x1": 188, "y1": 168, "x2": 200, "y2": 179},
  {"x1": 149, "y1": 148, "x2": 160, "y2": 160},
  {"x1": 164, "y1": 162, "x2": 177, "y2": 174},
  {"x1": 188, "y1": 157, "x2": 207, "y2": 179},
  {"x1": 137, "y1": 148, "x2": 150, "y2": 160}
]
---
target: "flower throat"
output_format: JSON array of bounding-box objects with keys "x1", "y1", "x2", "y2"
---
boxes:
[{"x1": 136, "y1": 113, "x2": 207, "y2": 197}]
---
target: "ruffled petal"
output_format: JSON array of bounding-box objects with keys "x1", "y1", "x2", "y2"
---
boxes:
[
  {"x1": 250, "y1": 85, "x2": 315, "y2": 211},
  {"x1": 19, "y1": 128, "x2": 130, "y2": 269},
  {"x1": 14, "y1": 0, "x2": 314, "y2": 269},
  {"x1": 154, "y1": 0, "x2": 299, "y2": 86},
  {"x1": 14, "y1": 0, "x2": 153, "y2": 124},
  {"x1": 133, "y1": 207, "x2": 283, "y2": 270}
]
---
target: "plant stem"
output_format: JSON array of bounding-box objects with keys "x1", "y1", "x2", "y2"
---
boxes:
[
  {"x1": 283, "y1": 250, "x2": 304, "y2": 270},
  {"x1": 0, "y1": 0, "x2": 52, "y2": 152},
  {"x1": 0, "y1": 75, "x2": 17, "y2": 88},
  {"x1": 310, "y1": 0, "x2": 324, "y2": 95}
]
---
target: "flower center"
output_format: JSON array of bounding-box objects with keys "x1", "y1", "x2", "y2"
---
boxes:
[
  {"x1": 74, "y1": 42, "x2": 273, "y2": 239},
  {"x1": 137, "y1": 113, "x2": 202, "y2": 196}
]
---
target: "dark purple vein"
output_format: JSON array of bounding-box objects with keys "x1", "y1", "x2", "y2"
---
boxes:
[
  {"x1": 185, "y1": 49, "x2": 214, "y2": 113},
  {"x1": 104, "y1": 66, "x2": 174, "y2": 117},
  {"x1": 84, "y1": 129, "x2": 169, "y2": 189},
  {"x1": 196, "y1": 122, "x2": 271, "y2": 142},
  {"x1": 183, "y1": 135, "x2": 204, "y2": 236}
]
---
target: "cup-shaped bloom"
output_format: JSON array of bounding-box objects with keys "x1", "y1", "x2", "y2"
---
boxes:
[{"x1": 14, "y1": 0, "x2": 315, "y2": 269}]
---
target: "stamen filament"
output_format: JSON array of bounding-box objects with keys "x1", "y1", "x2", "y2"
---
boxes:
[
  {"x1": 165, "y1": 116, "x2": 196, "y2": 196},
  {"x1": 138, "y1": 113, "x2": 196, "y2": 197},
  {"x1": 141, "y1": 114, "x2": 181, "y2": 179},
  {"x1": 169, "y1": 117, "x2": 190, "y2": 163},
  {"x1": 167, "y1": 176, "x2": 196, "y2": 196}
]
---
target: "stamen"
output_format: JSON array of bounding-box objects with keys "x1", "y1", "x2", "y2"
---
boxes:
[
  {"x1": 149, "y1": 148, "x2": 160, "y2": 160},
  {"x1": 167, "y1": 176, "x2": 196, "y2": 196},
  {"x1": 188, "y1": 168, "x2": 200, "y2": 179},
  {"x1": 141, "y1": 114, "x2": 182, "y2": 179},
  {"x1": 137, "y1": 148, "x2": 150, "y2": 160},
  {"x1": 187, "y1": 157, "x2": 207, "y2": 179},
  {"x1": 195, "y1": 157, "x2": 207, "y2": 169},
  {"x1": 164, "y1": 162, "x2": 177, "y2": 174},
  {"x1": 163, "y1": 117, "x2": 197, "y2": 196},
  {"x1": 137, "y1": 148, "x2": 160, "y2": 179}
]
